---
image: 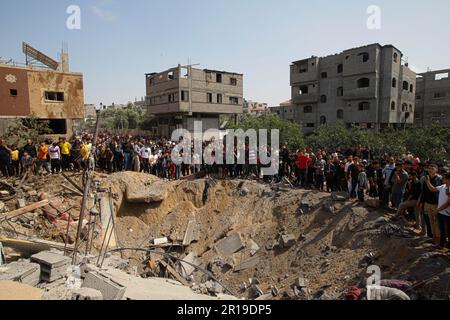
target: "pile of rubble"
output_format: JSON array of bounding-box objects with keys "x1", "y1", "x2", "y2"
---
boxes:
[{"x1": 1, "y1": 171, "x2": 450, "y2": 300}]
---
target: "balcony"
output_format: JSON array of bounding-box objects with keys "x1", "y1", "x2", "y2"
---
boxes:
[
  {"x1": 343, "y1": 87, "x2": 376, "y2": 101},
  {"x1": 292, "y1": 93, "x2": 318, "y2": 104}
]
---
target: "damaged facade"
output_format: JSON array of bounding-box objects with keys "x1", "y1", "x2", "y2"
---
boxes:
[
  {"x1": 146, "y1": 65, "x2": 243, "y2": 137},
  {"x1": 290, "y1": 43, "x2": 416, "y2": 133},
  {"x1": 415, "y1": 69, "x2": 450, "y2": 128},
  {"x1": 0, "y1": 43, "x2": 84, "y2": 137}
]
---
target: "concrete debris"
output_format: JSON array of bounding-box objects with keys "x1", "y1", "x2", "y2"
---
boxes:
[
  {"x1": 126, "y1": 179, "x2": 172, "y2": 203},
  {"x1": 82, "y1": 271, "x2": 126, "y2": 300},
  {"x1": 71, "y1": 287, "x2": 103, "y2": 300},
  {"x1": 233, "y1": 256, "x2": 261, "y2": 272},
  {"x1": 183, "y1": 220, "x2": 198, "y2": 246},
  {"x1": 331, "y1": 192, "x2": 349, "y2": 202},
  {"x1": 294, "y1": 277, "x2": 308, "y2": 288},
  {"x1": 30, "y1": 251, "x2": 71, "y2": 283},
  {"x1": 28, "y1": 190, "x2": 38, "y2": 197},
  {"x1": 279, "y1": 234, "x2": 296, "y2": 248},
  {"x1": 240, "y1": 187, "x2": 249, "y2": 196},
  {"x1": 248, "y1": 239, "x2": 260, "y2": 256},
  {"x1": 251, "y1": 284, "x2": 264, "y2": 298},
  {"x1": 179, "y1": 252, "x2": 201, "y2": 278},
  {"x1": 153, "y1": 237, "x2": 169, "y2": 245},
  {"x1": 17, "y1": 198, "x2": 26, "y2": 209},
  {"x1": 0, "y1": 261, "x2": 41, "y2": 286},
  {"x1": 215, "y1": 233, "x2": 244, "y2": 257}
]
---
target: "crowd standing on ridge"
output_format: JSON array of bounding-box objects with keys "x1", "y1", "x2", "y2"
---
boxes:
[{"x1": 0, "y1": 134, "x2": 449, "y2": 250}]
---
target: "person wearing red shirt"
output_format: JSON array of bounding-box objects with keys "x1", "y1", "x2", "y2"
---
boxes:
[{"x1": 295, "y1": 150, "x2": 310, "y2": 187}]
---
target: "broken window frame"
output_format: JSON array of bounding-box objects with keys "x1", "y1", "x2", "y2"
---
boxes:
[{"x1": 44, "y1": 91, "x2": 65, "y2": 102}]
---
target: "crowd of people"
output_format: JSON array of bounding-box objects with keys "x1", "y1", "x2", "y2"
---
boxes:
[{"x1": 0, "y1": 134, "x2": 449, "y2": 249}]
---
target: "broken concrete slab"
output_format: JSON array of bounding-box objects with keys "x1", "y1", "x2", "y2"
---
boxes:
[
  {"x1": 82, "y1": 271, "x2": 126, "y2": 300},
  {"x1": 215, "y1": 233, "x2": 244, "y2": 257},
  {"x1": 279, "y1": 234, "x2": 296, "y2": 248},
  {"x1": 126, "y1": 180, "x2": 172, "y2": 203},
  {"x1": 183, "y1": 220, "x2": 198, "y2": 246},
  {"x1": 294, "y1": 277, "x2": 308, "y2": 288},
  {"x1": 233, "y1": 256, "x2": 261, "y2": 272},
  {"x1": 180, "y1": 252, "x2": 201, "y2": 278},
  {"x1": 0, "y1": 261, "x2": 41, "y2": 286},
  {"x1": 71, "y1": 287, "x2": 103, "y2": 300}
]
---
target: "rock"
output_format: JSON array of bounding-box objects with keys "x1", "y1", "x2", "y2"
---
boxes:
[
  {"x1": 279, "y1": 234, "x2": 296, "y2": 248},
  {"x1": 28, "y1": 190, "x2": 38, "y2": 197},
  {"x1": 249, "y1": 239, "x2": 260, "y2": 256},
  {"x1": 0, "y1": 201, "x2": 5, "y2": 212},
  {"x1": 71, "y1": 288, "x2": 103, "y2": 300},
  {"x1": 240, "y1": 187, "x2": 249, "y2": 196},
  {"x1": 0, "y1": 190, "x2": 9, "y2": 196},
  {"x1": 251, "y1": 284, "x2": 264, "y2": 298},
  {"x1": 331, "y1": 192, "x2": 349, "y2": 202},
  {"x1": 294, "y1": 277, "x2": 308, "y2": 288},
  {"x1": 17, "y1": 199, "x2": 26, "y2": 209}
]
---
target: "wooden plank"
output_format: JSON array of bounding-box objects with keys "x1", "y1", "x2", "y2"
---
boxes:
[
  {"x1": 0, "y1": 237, "x2": 74, "y2": 254},
  {"x1": 62, "y1": 184, "x2": 83, "y2": 197},
  {"x1": 159, "y1": 260, "x2": 190, "y2": 286},
  {"x1": 0, "y1": 200, "x2": 49, "y2": 223}
]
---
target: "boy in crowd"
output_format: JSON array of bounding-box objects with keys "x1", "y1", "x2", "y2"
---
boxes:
[{"x1": 21, "y1": 150, "x2": 34, "y2": 176}]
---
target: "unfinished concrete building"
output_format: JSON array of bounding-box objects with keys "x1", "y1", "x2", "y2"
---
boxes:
[
  {"x1": 415, "y1": 69, "x2": 450, "y2": 127},
  {"x1": 290, "y1": 43, "x2": 416, "y2": 133},
  {"x1": 146, "y1": 65, "x2": 243, "y2": 137},
  {"x1": 243, "y1": 100, "x2": 268, "y2": 115},
  {"x1": 0, "y1": 43, "x2": 84, "y2": 136}
]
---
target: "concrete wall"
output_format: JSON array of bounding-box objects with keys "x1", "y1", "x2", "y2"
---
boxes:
[
  {"x1": 415, "y1": 70, "x2": 450, "y2": 127},
  {"x1": 0, "y1": 65, "x2": 31, "y2": 117},
  {"x1": 27, "y1": 69, "x2": 84, "y2": 119},
  {"x1": 289, "y1": 44, "x2": 416, "y2": 132}
]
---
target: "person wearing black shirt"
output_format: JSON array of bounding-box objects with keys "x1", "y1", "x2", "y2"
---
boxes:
[
  {"x1": 395, "y1": 172, "x2": 422, "y2": 228},
  {"x1": 0, "y1": 139, "x2": 12, "y2": 177},
  {"x1": 23, "y1": 139, "x2": 37, "y2": 159},
  {"x1": 347, "y1": 158, "x2": 360, "y2": 199}
]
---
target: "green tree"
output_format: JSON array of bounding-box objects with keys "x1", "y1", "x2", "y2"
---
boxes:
[
  {"x1": 4, "y1": 116, "x2": 53, "y2": 146},
  {"x1": 227, "y1": 114, "x2": 305, "y2": 150}
]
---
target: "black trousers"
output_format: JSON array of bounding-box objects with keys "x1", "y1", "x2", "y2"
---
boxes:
[
  {"x1": 438, "y1": 213, "x2": 450, "y2": 248},
  {"x1": 0, "y1": 159, "x2": 9, "y2": 177},
  {"x1": 61, "y1": 154, "x2": 70, "y2": 170},
  {"x1": 51, "y1": 159, "x2": 61, "y2": 173}
]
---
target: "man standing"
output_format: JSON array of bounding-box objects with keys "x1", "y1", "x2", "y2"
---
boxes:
[
  {"x1": 36, "y1": 142, "x2": 51, "y2": 175},
  {"x1": 395, "y1": 172, "x2": 422, "y2": 231},
  {"x1": 59, "y1": 137, "x2": 71, "y2": 171},
  {"x1": 49, "y1": 142, "x2": 61, "y2": 174},
  {"x1": 389, "y1": 161, "x2": 409, "y2": 209},
  {"x1": 0, "y1": 139, "x2": 12, "y2": 177},
  {"x1": 420, "y1": 164, "x2": 442, "y2": 245},
  {"x1": 314, "y1": 154, "x2": 326, "y2": 191},
  {"x1": 382, "y1": 157, "x2": 396, "y2": 208}
]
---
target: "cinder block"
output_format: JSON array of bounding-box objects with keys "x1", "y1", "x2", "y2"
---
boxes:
[{"x1": 82, "y1": 271, "x2": 126, "y2": 300}]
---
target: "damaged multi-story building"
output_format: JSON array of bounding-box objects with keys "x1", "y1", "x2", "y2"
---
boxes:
[
  {"x1": 0, "y1": 42, "x2": 84, "y2": 137},
  {"x1": 145, "y1": 65, "x2": 243, "y2": 137},
  {"x1": 290, "y1": 43, "x2": 416, "y2": 133},
  {"x1": 415, "y1": 69, "x2": 450, "y2": 128}
]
